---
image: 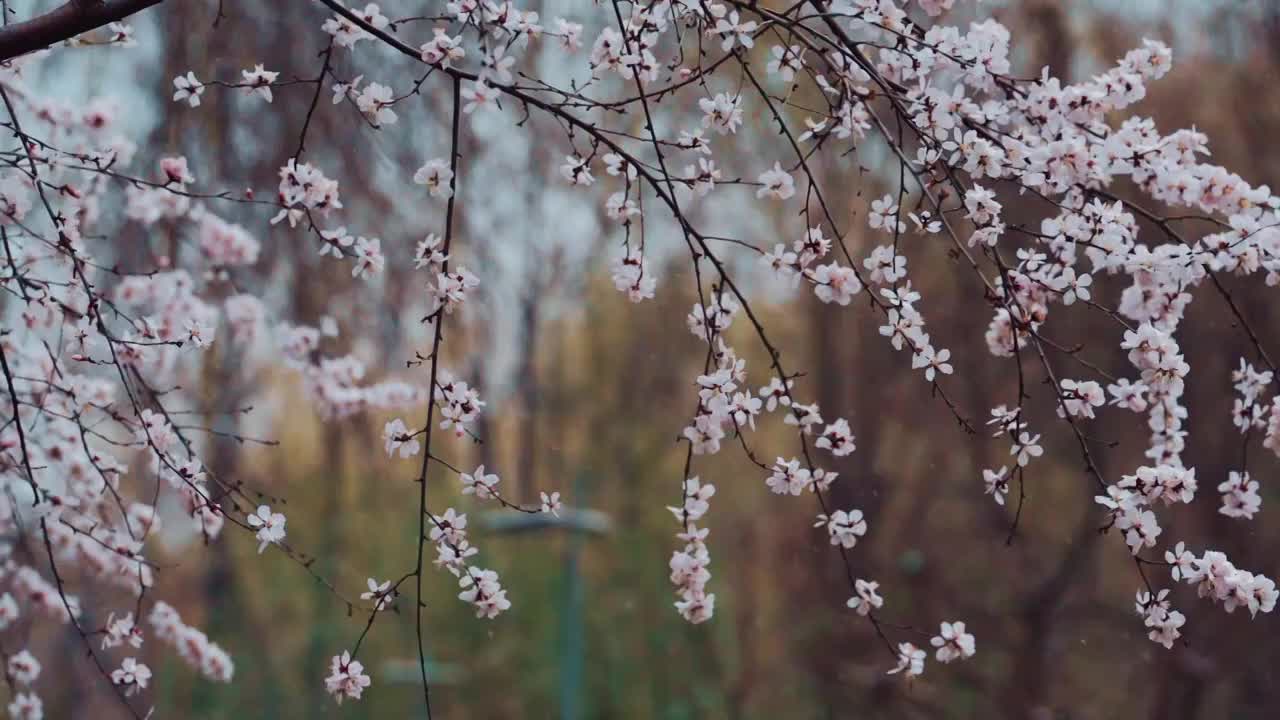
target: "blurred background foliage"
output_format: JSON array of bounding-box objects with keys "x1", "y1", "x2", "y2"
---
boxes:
[{"x1": 14, "y1": 0, "x2": 1280, "y2": 717}]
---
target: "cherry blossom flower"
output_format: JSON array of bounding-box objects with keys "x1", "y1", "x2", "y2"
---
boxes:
[
  {"x1": 816, "y1": 418, "x2": 856, "y2": 456},
  {"x1": 698, "y1": 93, "x2": 742, "y2": 135},
  {"x1": 321, "y1": 3, "x2": 386, "y2": 47},
  {"x1": 246, "y1": 505, "x2": 286, "y2": 553},
  {"x1": 106, "y1": 21, "x2": 137, "y2": 46},
  {"x1": 184, "y1": 317, "x2": 214, "y2": 349},
  {"x1": 767, "y1": 45, "x2": 804, "y2": 82},
  {"x1": 315, "y1": 228, "x2": 351, "y2": 260},
  {"x1": 414, "y1": 158, "x2": 454, "y2": 198},
  {"x1": 102, "y1": 612, "x2": 143, "y2": 650},
  {"x1": 6, "y1": 651, "x2": 40, "y2": 686},
  {"x1": 481, "y1": 45, "x2": 516, "y2": 85},
  {"x1": 756, "y1": 163, "x2": 795, "y2": 200},
  {"x1": 868, "y1": 195, "x2": 900, "y2": 231},
  {"x1": 1058, "y1": 379, "x2": 1105, "y2": 419},
  {"x1": 912, "y1": 345, "x2": 953, "y2": 382},
  {"x1": 361, "y1": 578, "x2": 396, "y2": 611},
  {"x1": 172, "y1": 72, "x2": 204, "y2": 106},
  {"x1": 888, "y1": 642, "x2": 926, "y2": 677},
  {"x1": 383, "y1": 418, "x2": 421, "y2": 458},
  {"x1": 846, "y1": 578, "x2": 883, "y2": 616},
  {"x1": 816, "y1": 509, "x2": 867, "y2": 549},
  {"x1": 611, "y1": 251, "x2": 656, "y2": 302},
  {"x1": 272, "y1": 159, "x2": 342, "y2": 225},
  {"x1": 356, "y1": 83, "x2": 397, "y2": 127},
  {"x1": 7, "y1": 694, "x2": 41, "y2": 720},
  {"x1": 414, "y1": 234, "x2": 448, "y2": 270},
  {"x1": 352, "y1": 237, "x2": 385, "y2": 278},
  {"x1": 1136, "y1": 589, "x2": 1185, "y2": 649},
  {"x1": 110, "y1": 658, "x2": 152, "y2": 696},
  {"x1": 560, "y1": 155, "x2": 594, "y2": 186},
  {"x1": 160, "y1": 156, "x2": 194, "y2": 185},
  {"x1": 811, "y1": 263, "x2": 862, "y2": 305},
  {"x1": 325, "y1": 651, "x2": 371, "y2": 704},
  {"x1": 461, "y1": 80, "x2": 498, "y2": 114},
  {"x1": 458, "y1": 569, "x2": 511, "y2": 619},
  {"x1": 553, "y1": 19, "x2": 583, "y2": 50},
  {"x1": 710, "y1": 8, "x2": 757, "y2": 51},
  {"x1": 420, "y1": 28, "x2": 465, "y2": 68},
  {"x1": 1218, "y1": 471, "x2": 1261, "y2": 519},
  {"x1": 540, "y1": 491, "x2": 562, "y2": 517},
  {"x1": 460, "y1": 465, "x2": 500, "y2": 500},
  {"x1": 930, "y1": 621, "x2": 976, "y2": 663},
  {"x1": 241, "y1": 64, "x2": 279, "y2": 102},
  {"x1": 983, "y1": 467, "x2": 1010, "y2": 505},
  {"x1": 1011, "y1": 431, "x2": 1043, "y2": 467}
]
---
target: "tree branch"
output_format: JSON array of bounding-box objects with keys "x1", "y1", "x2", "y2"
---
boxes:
[{"x1": 0, "y1": 0, "x2": 165, "y2": 62}]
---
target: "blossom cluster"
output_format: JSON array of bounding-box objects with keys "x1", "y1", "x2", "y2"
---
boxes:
[{"x1": 3, "y1": 0, "x2": 1279, "y2": 711}]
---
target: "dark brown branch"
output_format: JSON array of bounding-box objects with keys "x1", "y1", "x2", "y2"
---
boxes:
[{"x1": 0, "y1": 0, "x2": 164, "y2": 62}]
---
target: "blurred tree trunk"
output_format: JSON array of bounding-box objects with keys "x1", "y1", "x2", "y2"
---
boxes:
[
  {"x1": 516, "y1": 289, "x2": 541, "y2": 504},
  {"x1": 798, "y1": 176, "x2": 891, "y2": 711},
  {"x1": 1008, "y1": 505, "x2": 1099, "y2": 717},
  {"x1": 805, "y1": 291, "x2": 850, "y2": 710}
]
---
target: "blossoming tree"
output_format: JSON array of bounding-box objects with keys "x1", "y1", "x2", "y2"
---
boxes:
[{"x1": 0, "y1": 0, "x2": 1277, "y2": 716}]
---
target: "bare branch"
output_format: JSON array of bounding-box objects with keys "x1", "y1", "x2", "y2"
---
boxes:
[{"x1": 0, "y1": 0, "x2": 164, "y2": 62}]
